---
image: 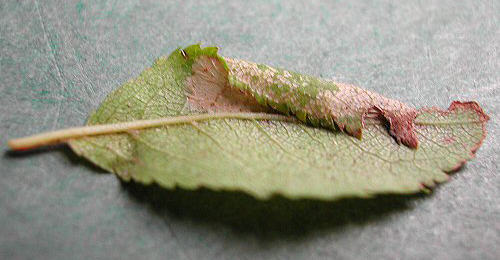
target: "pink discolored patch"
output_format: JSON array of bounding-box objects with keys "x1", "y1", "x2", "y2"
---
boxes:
[
  {"x1": 442, "y1": 135, "x2": 456, "y2": 145},
  {"x1": 186, "y1": 56, "x2": 272, "y2": 113}
]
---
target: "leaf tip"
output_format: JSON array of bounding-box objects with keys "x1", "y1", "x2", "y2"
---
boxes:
[{"x1": 449, "y1": 101, "x2": 490, "y2": 123}]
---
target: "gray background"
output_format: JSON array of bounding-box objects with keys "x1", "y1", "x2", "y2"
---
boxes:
[{"x1": 1, "y1": 0, "x2": 499, "y2": 259}]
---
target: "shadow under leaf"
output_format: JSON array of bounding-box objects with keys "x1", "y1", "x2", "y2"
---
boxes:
[
  {"x1": 5, "y1": 145, "x2": 427, "y2": 238},
  {"x1": 121, "y1": 180, "x2": 425, "y2": 239}
]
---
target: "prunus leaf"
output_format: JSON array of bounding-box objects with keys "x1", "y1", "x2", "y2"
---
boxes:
[{"x1": 68, "y1": 44, "x2": 489, "y2": 200}]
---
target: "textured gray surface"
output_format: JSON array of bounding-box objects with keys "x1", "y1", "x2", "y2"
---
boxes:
[{"x1": 1, "y1": 0, "x2": 499, "y2": 259}]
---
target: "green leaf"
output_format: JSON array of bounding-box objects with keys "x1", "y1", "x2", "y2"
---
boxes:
[{"x1": 68, "y1": 44, "x2": 489, "y2": 200}]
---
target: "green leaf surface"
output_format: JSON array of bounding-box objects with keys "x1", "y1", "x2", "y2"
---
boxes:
[{"x1": 69, "y1": 45, "x2": 489, "y2": 200}]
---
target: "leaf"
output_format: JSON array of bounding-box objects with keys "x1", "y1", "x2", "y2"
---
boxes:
[{"x1": 67, "y1": 44, "x2": 489, "y2": 200}]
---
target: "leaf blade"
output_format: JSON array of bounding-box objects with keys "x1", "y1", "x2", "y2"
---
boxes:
[{"x1": 69, "y1": 45, "x2": 489, "y2": 200}]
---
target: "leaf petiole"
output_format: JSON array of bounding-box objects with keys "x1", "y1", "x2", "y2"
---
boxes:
[{"x1": 7, "y1": 112, "x2": 294, "y2": 151}]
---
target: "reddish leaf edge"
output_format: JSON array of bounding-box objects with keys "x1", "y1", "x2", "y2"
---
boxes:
[
  {"x1": 420, "y1": 101, "x2": 489, "y2": 155},
  {"x1": 416, "y1": 101, "x2": 489, "y2": 192},
  {"x1": 445, "y1": 101, "x2": 489, "y2": 170}
]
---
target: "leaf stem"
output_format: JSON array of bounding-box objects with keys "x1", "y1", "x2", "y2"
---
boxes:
[{"x1": 7, "y1": 112, "x2": 294, "y2": 151}]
